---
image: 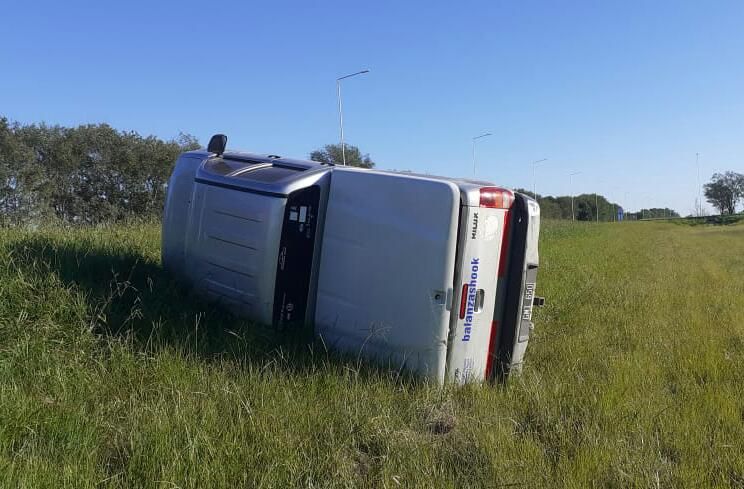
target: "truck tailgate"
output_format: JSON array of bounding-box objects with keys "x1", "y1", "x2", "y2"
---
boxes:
[{"x1": 446, "y1": 203, "x2": 509, "y2": 383}]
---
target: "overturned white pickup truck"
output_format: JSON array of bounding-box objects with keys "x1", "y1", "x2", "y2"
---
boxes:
[{"x1": 162, "y1": 135, "x2": 543, "y2": 384}]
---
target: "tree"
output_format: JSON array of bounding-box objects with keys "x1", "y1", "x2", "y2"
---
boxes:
[
  {"x1": 0, "y1": 115, "x2": 200, "y2": 225},
  {"x1": 309, "y1": 143, "x2": 375, "y2": 168},
  {"x1": 632, "y1": 208, "x2": 680, "y2": 219},
  {"x1": 576, "y1": 199, "x2": 594, "y2": 221},
  {"x1": 704, "y1": 172, "x2": 744, "y2": 215},
  {"x1": 0, "y1": 118, "x2": 49, "y2": 224}
]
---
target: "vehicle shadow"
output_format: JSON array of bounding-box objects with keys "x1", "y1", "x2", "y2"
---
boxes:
[{"x1": 8, "y1": 236, "x2": 407, "y2": 382}]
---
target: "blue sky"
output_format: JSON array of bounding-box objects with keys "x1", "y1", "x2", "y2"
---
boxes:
[{"x1": 2, "y1": 0, "x2": 743, "y2": 214}]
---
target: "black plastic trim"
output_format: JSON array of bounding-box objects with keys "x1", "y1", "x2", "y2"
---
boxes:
[
  {"x1": 492, "y1": 194, "x2": 529, "y2": 380},
  {"x1": 272, "y1": 186, "x2": 321, "y2": 329},
  {"x1": 194, "y1": 177, "x2": 288, "y2": 198}
]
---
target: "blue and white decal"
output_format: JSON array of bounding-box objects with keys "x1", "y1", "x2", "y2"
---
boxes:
[{"x1": 462, "y1": 258, "x2": 479, "y2": 341}]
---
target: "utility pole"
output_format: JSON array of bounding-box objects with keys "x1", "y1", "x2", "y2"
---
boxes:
[
  {"x1": 595, "y1": 193, "x2": 599, "y2": 223},
  {"x1": 569, "y1": 171, "x2": 581, "y2": 221},
  {"x1": 638, "y1": 191, "x2": 653, "y2": 220},
  {"x1": 531, "y1": 158, "x2": 549, "y2": 200},
  {"x1": 610, "y1": 188, "x2": 620, "y2": 222},
  {"x1": 696, "y1": 152, "x2": 701, "y2": 216},
  {"x1": 624, "y1": 191, "x2": 632, "y2": 221},
  {"x1": 471, "y1": 133, "x2": 492, "y2": 177},
  {"x1": 336, "y1": 69, "x2": 370, "y2": 166}
]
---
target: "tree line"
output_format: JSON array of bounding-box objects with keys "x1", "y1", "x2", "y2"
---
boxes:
[
  {"x1": 0, "y1": 117, "x2": 199, "y2": 225},
  {"x1": 0, "y1": 121, "x2": 381, "y2": 226},
  {"x1": 512, "y1": 189, "x2": 651, "y2": 221},
  {"x1": 2, "y1": 117, "x2": 739, "y2": 225}
]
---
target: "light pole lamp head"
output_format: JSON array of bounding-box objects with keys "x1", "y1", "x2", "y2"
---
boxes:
[{"x1": 337, "y1": 69, "x2": 371, "y2": 81}]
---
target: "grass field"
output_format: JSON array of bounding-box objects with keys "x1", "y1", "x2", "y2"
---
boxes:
[{"x1": 1, "y1": 220, "x2": 743, "y2": 488}]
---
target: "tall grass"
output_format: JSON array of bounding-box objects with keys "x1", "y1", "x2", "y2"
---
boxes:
[{"x1": 0, "y1": 220, "x2": 743, "y2": 488}]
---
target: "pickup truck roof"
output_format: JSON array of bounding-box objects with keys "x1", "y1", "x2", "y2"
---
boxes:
[
  {"x1": 190, "y1": 150, "x2": 330, "y2": 198},
  {"x1": 187, "y1": 149, "x2": 506, "y2": 206}
]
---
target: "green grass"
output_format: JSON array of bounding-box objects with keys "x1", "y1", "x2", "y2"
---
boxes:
[{"x1": 1, "y1": 220, "x2": 743, "y2": 488}]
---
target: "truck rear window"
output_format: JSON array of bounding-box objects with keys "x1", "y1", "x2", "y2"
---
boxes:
[
  {"x1": 204, "y1": 157, "x2": 260, "y2": 176},
  {"x1": 234, "y1": 165, "x2": 304, "y2": 182}
]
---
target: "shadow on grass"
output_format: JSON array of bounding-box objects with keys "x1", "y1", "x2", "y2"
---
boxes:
[{"x1": 8, "y1": 236, "x2": 415, "y2": 384}]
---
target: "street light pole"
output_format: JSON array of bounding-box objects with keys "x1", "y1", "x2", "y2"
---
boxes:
[
  {"x1": 696, "y1": 152, "x2": 701, "y2": 216},
  {"x1": 569, "y1": 171, "x2": 581, "y2": 221},
  {"x1": 624, "y1": 191, "x2": 632, "y2": 220},
  {"x1": 336, "y1": 69, "x2": 370, "y2": 166},
  {"x1": 609, "y1": 186, "x2": 621, "y2": 223},
  {"x1": 638, "y1": 192, "x2": 651, "y2": 220},
  {"x1": 531, "y1": 158, "x2": 548, "y2": 199},
  {"x1": 471, "y1": 133, "x2": 492, "y2": 176}
]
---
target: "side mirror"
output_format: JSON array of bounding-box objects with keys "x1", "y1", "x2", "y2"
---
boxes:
[{"x1": 207, "y1": 134, "x2": 227, "y2": 155}]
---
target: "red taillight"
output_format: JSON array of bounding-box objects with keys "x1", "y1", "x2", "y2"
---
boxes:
[
  {"x1": 479, "y1": 187, "x2": 514, "y2": 209},
  {"x1": 459, "y1": 284, "x2": 469, "y2": 319},
  {"x1": 498, "y1": 209, "x2": 512, "y2": 277}
]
